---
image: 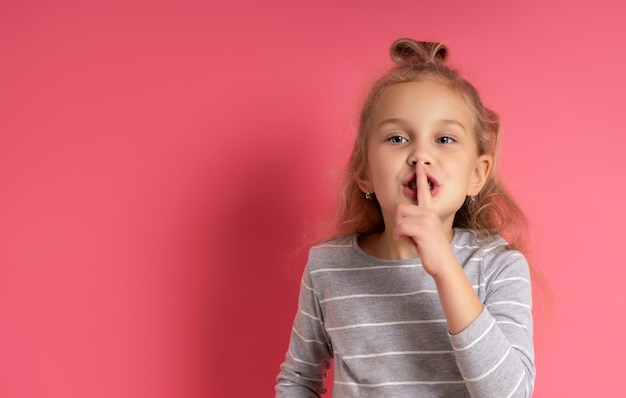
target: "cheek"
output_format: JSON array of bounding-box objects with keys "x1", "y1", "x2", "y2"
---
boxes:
[{"x1": 369, "y1": 155, "x2": 392, "y2": 180}]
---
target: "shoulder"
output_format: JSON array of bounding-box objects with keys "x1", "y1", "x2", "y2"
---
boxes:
[
  {"x1": 311, "y1": 235, "x2": 355, "y2": 250},
  {"x1": 305, "y1": 235, "x2": 358, "y2": 269},
  {"x1": 453, "y1": 228, "x2": 517, "y2": 256},
  {"x1": 453, "y1": 229, "x2": 529, "y2": 276}
]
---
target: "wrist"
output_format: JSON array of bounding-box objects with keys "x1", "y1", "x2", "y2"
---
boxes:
[{"x1": 428, "y1": 248, "x2": 459, "y2": 280}]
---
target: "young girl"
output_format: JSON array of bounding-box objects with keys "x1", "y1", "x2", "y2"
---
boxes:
[{"x1": 276, "y1": 39, "x2": 535, "y2": 397}]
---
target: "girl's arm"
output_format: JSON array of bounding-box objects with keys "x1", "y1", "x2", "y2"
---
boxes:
[
  {"x1": 394, "y1": 232, "x2": 534, "y2": 397},
  {"x1": 430, "y1": 248, "x2": 484, "y2": 334},
  {"x1": 448, "y1": 250, "x2": 534, "y2": 398},
  {"x1": 275, "y1": 265, "x2": 332, "y2": 397}
]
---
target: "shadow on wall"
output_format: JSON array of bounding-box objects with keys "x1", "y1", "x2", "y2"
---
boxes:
[{"x1": 202, "y1": 129, "x2": 322, "y2": 396}]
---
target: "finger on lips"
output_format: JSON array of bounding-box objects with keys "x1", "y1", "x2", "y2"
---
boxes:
[{"x1": 416, "y1": 161, "x2": 433, "y2": 208}]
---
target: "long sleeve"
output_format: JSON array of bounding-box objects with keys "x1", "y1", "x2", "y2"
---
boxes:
[
  {"x1": 449, "y1": 248, "x2": 534, "y2": 398},
  {"x1": 276, "y1": 260, "x2": 333, "y2": 397}
]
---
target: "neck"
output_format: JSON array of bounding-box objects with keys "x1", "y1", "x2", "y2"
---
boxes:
[
  {"x1": 360, "y1": 227, "x2": 454, "y2": 261},
  {"x1": 360, "y1": 230, "x2": 419, "y2": 260}
]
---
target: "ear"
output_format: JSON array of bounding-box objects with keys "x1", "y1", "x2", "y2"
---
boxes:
[
  {"x1": 467, "y1": 154, "x2": 493, "y2": 196},
  {"x1": 356, "y1": 170, "x2": 373, "y2": 194}
]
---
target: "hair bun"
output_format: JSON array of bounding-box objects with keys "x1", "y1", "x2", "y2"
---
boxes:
[{"x1": 390, "y1": 38, "x2": 447, "y2": 65}]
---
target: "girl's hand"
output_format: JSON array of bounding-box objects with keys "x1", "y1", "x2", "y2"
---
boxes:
[{"x1": 393, "y1": 161, "x2": 455, "y2": 277}]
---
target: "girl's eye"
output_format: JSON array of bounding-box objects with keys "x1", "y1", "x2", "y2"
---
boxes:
[
  {"x1": 388, "y1": 136, "x2": 408, "y2": 144},
  {"x1": 435, "y1": 136, "x2": 455, "y2": 144}
]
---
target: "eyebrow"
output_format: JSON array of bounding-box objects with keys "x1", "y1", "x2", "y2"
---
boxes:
[
  {"x1": 377, "y1": 118, "x2": 408, "y2": 129},
  {"x1": 377, "y1": 118, "x2": 467, "y2": 131},
  {"x1": 440, "y1": 119, "x2": 467, "y2": 131}
]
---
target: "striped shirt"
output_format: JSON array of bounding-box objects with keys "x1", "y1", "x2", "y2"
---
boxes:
[{"x1": 276, "y1": 229, "x2": 534, "y2": 397}]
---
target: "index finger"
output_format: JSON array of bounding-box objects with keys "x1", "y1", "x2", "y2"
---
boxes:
[{"x1": 416, "y1": 161, "x2": 434, "y2": 209}]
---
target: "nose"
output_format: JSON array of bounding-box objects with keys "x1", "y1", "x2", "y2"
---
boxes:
[
  {"x1": 410, "y1": 160, "x2": 431, "y2": 166},
  {"x1": 408, "y1": 145, "x2": 433, "y2": 167}
]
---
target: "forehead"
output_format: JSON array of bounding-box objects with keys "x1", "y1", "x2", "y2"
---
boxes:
[{"x1": 371, "y1": 80, "x2": 473, "y2": 128}]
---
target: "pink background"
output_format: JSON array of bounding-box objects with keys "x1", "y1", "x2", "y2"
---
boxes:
[{"x1": 1, "y1": 0, "x2": 625, "y2": 396}]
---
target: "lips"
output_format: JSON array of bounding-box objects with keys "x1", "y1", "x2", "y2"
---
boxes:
[
  {"x1": 403, "y1": 173, "x2": 438, "y2": 198},
  {"x1": 407, "y1": 178, "x2": 433, "y2": 191}
]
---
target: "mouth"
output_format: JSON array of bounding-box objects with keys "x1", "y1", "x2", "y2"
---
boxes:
[
  {"x1": 407, "y1": 178, "x2": 434, "y2": 191},
  {"x1": 404, "y1": 173, "x2": 437, "y2": 196}
]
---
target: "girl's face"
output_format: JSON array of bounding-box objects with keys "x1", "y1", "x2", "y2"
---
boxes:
[{"x1": 362, "y1": 80, "x2": 492, "y2": 231}]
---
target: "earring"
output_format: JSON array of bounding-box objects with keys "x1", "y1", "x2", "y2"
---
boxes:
[
  {"x1": 365, "y1": 191, "x2": 372, "y2": 200},
  {"x1": 470, "y1": 195, "x2": 476, "y2": 202}
]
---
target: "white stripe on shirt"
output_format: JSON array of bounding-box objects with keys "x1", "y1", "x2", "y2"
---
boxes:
[
  {"x1": 335, "y1": 380, "x2": 466, "y2": 387},
  {"x1": 292, "y1": 327, "x2": 327, "y2": 344},
  {"x1": 464, "y1": 346, "x2": 511, "y2": 382},
  {"x1": 342, "y1": 350, "x2": 454, "y2": 360},
  {"x1": 319, "y1": 289, "x2": 437, "y2": 303},
  {"x1": 310, "y1": 264, "x2": 421, "y2": 274},
  {"x1": 452, "y1": 318, "x2": 495, "y2": 351},
  {"x1": 486, "y1": 301, "x2": 530, "y2": 309},
  {"x1": 327, "y1": 319, "x2": 446, "y2": 331}
]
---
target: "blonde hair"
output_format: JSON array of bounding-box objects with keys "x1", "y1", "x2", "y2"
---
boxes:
[{"x1": 331, "y1": 38, "x2": 527, "y2": 251}]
